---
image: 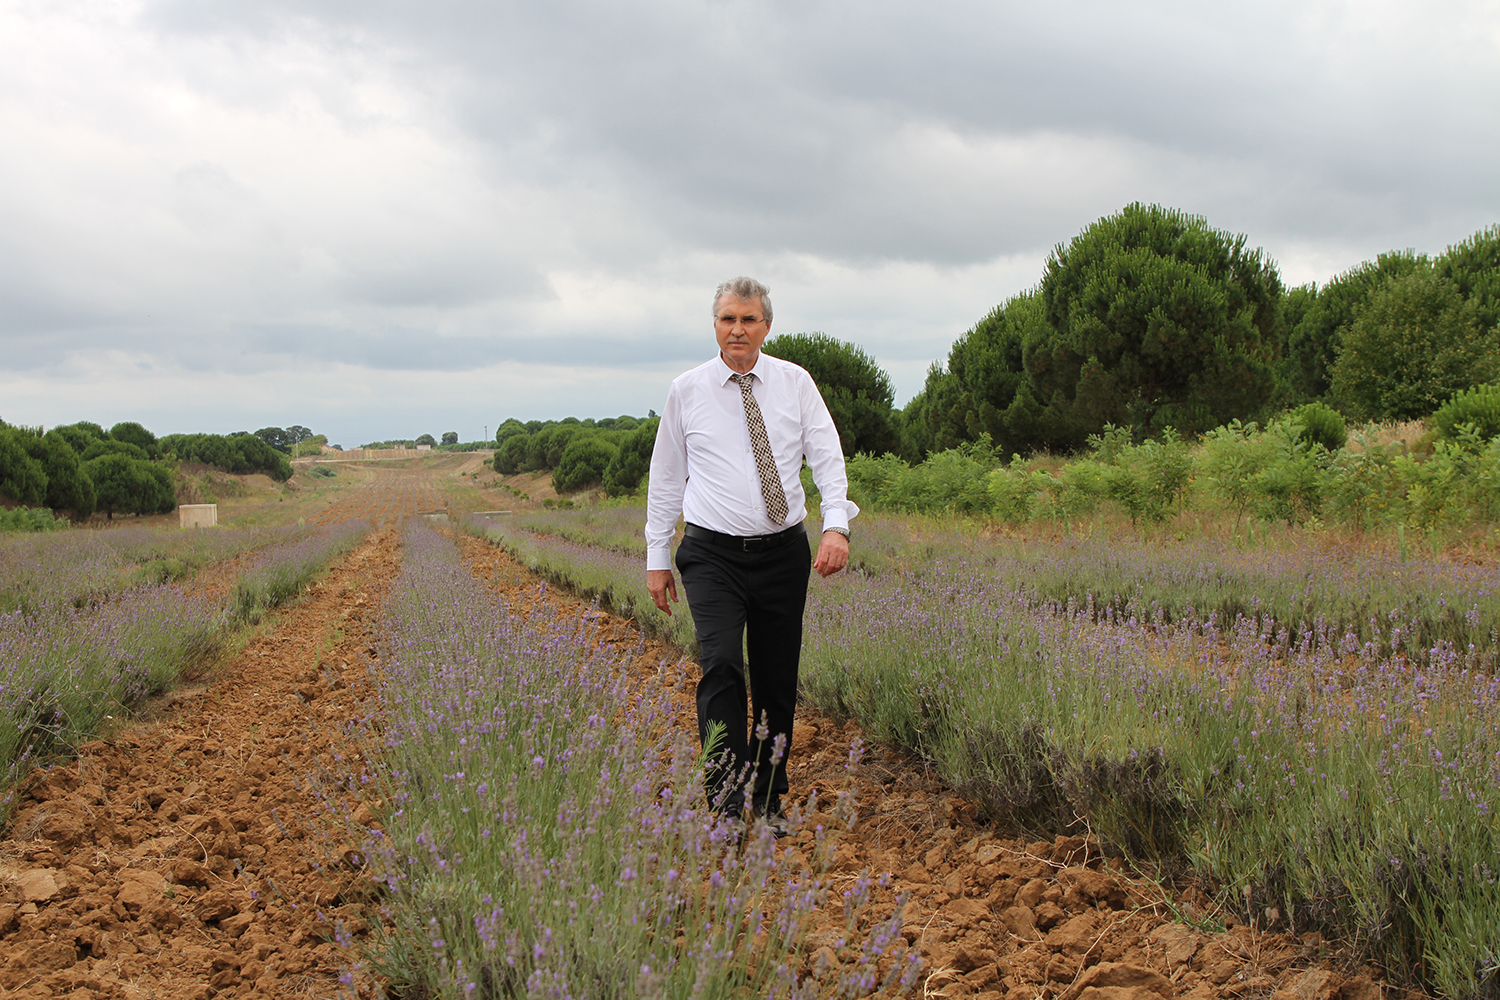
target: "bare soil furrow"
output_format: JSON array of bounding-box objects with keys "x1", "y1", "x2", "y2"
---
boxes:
[{"x1": 0, "y1": 531, "x2": 397, "y2": 999}]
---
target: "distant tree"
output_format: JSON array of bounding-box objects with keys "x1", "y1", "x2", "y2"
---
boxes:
[
  {"x1": 603, "y1": 420, "x2": 659, "y2": 496},
  {"x1": 553, "y1": 436, "x2": 619, "y2": 493},
  {"x1": 160, "y1": 433, "x2": 292, "y2": 481},
  {"x1": 495, "y1": 419, "x2": 527, "y2": 443},
  {"x1": 25, "y1": 430, "x2": 96, "y2": 519},
  {"x1": 1329, "y1": 268, "x2": 1498, "y2": 420},
  {"x1": 441, "y1": 431, "x2": 459, "y2": 446},
  {"x1": 0, "y1": 424, "x2": 48, "y2": 506},
  {"x1": 286, "y1": 425, "x2": 314, "y2": 445},
  {"x1": 415, "y1": 433, "x2": 437, "y2": 447},
  {"x1": 494, "y1": 434, "x2": 529, "y2": 474},
  {"x1": 1283, "y1": 251, "x2": 1426, "y2": 402},
  {"x1": 1034, "y1": 202, "x2": 1284, "y2": 441},
  {"x1": 1435, "y1": 223, "x2": 1500, "y2": 332},
  {"x1": 52, "y1": 421, "x2": 105, "y2": 456},
  {"x1": 84, "y1": 453, "x2": 174, "y2": 519},
  {"x1": 109, "y1": 421, "x2": 159, "y2": 458},
  {"x1": 763, "y1": 332, "x2": 899, "y2": 456},
  {"x1": 254, "y1": 427, "x2": 292, "y2": 453},
  {"x1": 81, "y1": 439, "x2": 149, "y2": 462}
]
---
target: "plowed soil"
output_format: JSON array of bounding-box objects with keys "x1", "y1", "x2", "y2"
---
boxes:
[{"x1": 0, "y1": 466, "x2": 1418, "y2": 1000}]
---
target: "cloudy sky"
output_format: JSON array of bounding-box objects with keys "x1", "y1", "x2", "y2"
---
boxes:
[{"x1": 2, "y1": 0, "x2": 1497, "y2": 447}]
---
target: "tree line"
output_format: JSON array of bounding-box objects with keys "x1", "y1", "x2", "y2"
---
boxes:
[
  {"x1": 0, "y1": 420, "x2": 298, "y2": 521},
  {"x1": 490, "y1": 205, "x2": 1496, "y2": 497}
]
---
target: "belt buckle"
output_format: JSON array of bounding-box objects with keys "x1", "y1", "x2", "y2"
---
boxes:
[{"x1": 742, "y1": 535, "x2": 765, "y2": 552}]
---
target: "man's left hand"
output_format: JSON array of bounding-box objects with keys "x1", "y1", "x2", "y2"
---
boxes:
[{"x1": 813, "y1": 530, "x2": 849, "y2": 578}]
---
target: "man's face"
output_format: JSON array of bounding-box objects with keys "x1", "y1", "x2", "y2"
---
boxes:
[{"x1": 714, "y1": 294, "x2": 771, "y2": 366}]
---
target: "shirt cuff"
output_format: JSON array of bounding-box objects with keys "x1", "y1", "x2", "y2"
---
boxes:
[
  {"x1": 820, "y1": 514, "x2": 851, "y2": 536},
  {"x1": 646, "y1": 544, "x2": 673, "y2": 572}
]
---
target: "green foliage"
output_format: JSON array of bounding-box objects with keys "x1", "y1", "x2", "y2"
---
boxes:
[
  {"x1": 1039, "y1": 203, "x2": 1284, "y2": 440},
  {"x1": 909, "y1": 204, "x2": 1286, "y2": 458},
  {"x1": 51, "y1": 421, "x2": 105, "y2": 456},
  {"x1": 307, "y1": 465, "x2": 338, "y2": 478},
  {"x1": 0, "y1": 425, "x2": 48, "y2": 506},
  {"x1": 1329, "y1": 268, "x2": 1499, "y2": 420},
  {"x1": 440, "y1": 431, "x2": 458, "y2": 445},
  {"x1": 254, "y1": 427, "x2": 292, "y2": 452},
  {"x1": 1434, "y1": 223, "x2": 1500, "y2": 332},
  {"x1": 159, "y1": 432, "x2": 294, "y2": 481},
  {"x1": 415, "y1": 433, "x2": 437, "y2": 447},
  {"x1": 1287, "y1": 402, "x2": 1347, "y2": 451},
  {"x1": 494, "y1": 435, "x2": 527, "y2": 475},
  {"x1": 602, "y1": 420, "x2": 658, "y2": 497},
  {"x1": 18, "y1": 430, "x2": 95, "y2": 519},
  {"x1": 81, "y1": 438, "x2": 148, "y2": 462},
  {"x1": 108, "y1": 421, "x2": 158, "y2": 458},
  {"x1": 551, "y1": 436, "x2": 618, "y2": 493},
  {"x1": 83, "y1": 453, "x2": 176, "y2": 519},
  {"x1": 1432, "y1": 383, "x2": 1500, "y2": 443},
  {"x1": 1282, "y1": 251, "x2": 1426, "y2": 401},
  {"x1": 847, "y1": 438, "x2": 1001, "y2": 515},
  {"x1": 763, "y1": 332, "x2": 898, "y2": 456},
  {"x1": 488, "y1": 416, "x2": 653, "y2": 478},
  {"x1": 0, "y1": 506, "x2": 69, "y2": 533}
]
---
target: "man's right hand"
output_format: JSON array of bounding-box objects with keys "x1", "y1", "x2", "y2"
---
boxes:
[{"x1": 647, "y1": 569, "x2": 679, "y2": 615}]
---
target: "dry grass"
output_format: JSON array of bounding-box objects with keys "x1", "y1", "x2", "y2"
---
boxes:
[{"x1": 1345, "y1": 418, "x2": 1430, "y2": 454}]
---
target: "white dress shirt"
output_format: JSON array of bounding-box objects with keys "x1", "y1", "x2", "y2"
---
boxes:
[{"x1": 645, "y1": 352, "x2": 860, "y2": 571}]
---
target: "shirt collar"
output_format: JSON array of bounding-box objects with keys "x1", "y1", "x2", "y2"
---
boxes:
[{"x1": 714, "y1": 352, "x2": 764, "y2": 385}]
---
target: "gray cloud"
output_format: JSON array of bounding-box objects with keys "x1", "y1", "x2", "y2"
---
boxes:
[{"x1": 1, "y1": 0, "x2": 1496, "y2": 432}]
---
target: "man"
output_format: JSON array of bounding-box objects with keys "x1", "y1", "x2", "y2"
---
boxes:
[{"x1": 646, "y1": 276, "x2": 858, "y2": 832}]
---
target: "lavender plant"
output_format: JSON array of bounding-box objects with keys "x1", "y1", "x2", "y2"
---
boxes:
[
  {"x1": 0, "y1": 521, "x2": 372, "y2": 805},
  {"x1": 0, "y1": 522, "x2": 317, "y2": 616},
  {"x1": 362, "y1": 522, "x2": 919, "y2": 999},
  {"x1": 489, "y1": 506, "x2": 1500, "y2": 998},
  {"x1": 462, "y1": 513, "x2": 699, "y2": 650},
  {"x1": 232, "y1": 520, "x2": 371, "y2": 622},
  {"x1": 0, "y1": 584, "x2": 220, "y2": 805}
]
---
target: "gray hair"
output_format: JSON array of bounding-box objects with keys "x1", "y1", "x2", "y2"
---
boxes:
[{"x1": 712, "y1": 277, "x2": 773, "y2": 324}]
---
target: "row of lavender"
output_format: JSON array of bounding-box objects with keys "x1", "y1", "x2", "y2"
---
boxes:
[
  {"x1": 485, "y1": 506, "x2": 1500, "y2": 1000},
  {"x1": 505, "y1": 504, "x2": 1500, "y2": 665},
  {"x1": 361, "y1": 520, "x2": 916, "y2": 998},
  {"x1": 0, "y1": 520, "x2": 369, "y2": 808},
  {"x1": 0, "y1": 521, "x2": 314, "y2": 616}
]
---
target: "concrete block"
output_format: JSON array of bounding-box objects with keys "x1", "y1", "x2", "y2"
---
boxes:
[{"x1": 179, "y1": 503, "x2": 218, "y2": 528}]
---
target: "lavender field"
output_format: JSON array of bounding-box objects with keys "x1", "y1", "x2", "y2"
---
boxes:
[
  {"x1": 0, "y1": 520, "x2": 370, "y2": 804},
  {"x1": 475, "y1": 504, "x2": 1500, "y2": 1000},
  {"x1": 363, "y1": 521, "x2": 916, "y2": 998}
]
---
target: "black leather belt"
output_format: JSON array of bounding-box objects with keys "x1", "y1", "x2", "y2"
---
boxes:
[{"x1": 683, "y1": 522, "x2": 806, "y2": 553}]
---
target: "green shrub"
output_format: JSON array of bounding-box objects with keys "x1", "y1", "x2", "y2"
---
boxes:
[
  {"x1": 1329, "y1": 269, "x2": 1498, "y2": 420},
  {"x1": 552, "y1": 436, "x2": 618, "y2": 493},
  {"x1": 1288, "y1": 402, "x2": 1347, "y2": 451},
  {"x1": 0, "y1": 507, "x2": 70, "y2": 533},
  {"x1": 1432, "y1": 383, "x2": 1500, "y2": 443},
  {"x1": 308, "y1": 465, "x2": 338, "y2": 478},
  {"x1": 0, "y1": 426, "x2": 47, "y2": 506},
  {"x1": 602, "y1": 420, "x2": 657, "y2": 497}
]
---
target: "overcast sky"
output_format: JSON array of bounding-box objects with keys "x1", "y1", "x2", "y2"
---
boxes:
[{"x1": 2, "y1": 0, "x2": 1497, "y2": 447}]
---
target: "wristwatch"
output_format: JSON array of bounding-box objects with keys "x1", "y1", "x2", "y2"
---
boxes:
[{"x1": 823, "y1": 526, "x2": 850, "y2": 539}]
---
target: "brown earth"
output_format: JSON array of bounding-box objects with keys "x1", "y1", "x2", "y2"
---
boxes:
[{"x1": 0, "y1": 466, "x2": 1421, "y2": 999}]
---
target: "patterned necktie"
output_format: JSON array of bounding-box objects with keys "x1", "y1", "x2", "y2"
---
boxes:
[{"x1": 730, "y1": 373, "x2": 789, "y2": 525}]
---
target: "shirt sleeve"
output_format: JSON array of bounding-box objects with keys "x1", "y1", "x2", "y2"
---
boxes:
[
  {"x1": 799, "y1": 371, "x2": 860, "y2": 534},
  {"x1": 644, "y1": 381, "x2": 688, "y2": 571}
]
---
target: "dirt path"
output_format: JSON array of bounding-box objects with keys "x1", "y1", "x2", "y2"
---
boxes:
[{"x1": 0, "y1": 531, "x2": 396, "y2": 999}]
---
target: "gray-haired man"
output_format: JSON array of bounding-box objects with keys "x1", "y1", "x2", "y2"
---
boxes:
[{"x1": 646, "y1": 277, "x2": 858, "y2": 830}]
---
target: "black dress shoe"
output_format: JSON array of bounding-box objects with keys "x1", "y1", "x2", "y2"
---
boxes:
[{"x1": 751, "y1": 799, "x2": 791, "y2": 838}]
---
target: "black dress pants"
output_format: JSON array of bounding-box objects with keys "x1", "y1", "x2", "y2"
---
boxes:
[{"x1": 675, "y1": 529, "x2": 811, "y2": 815}]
